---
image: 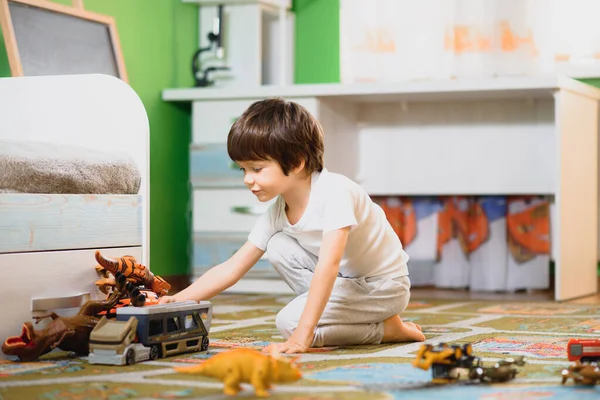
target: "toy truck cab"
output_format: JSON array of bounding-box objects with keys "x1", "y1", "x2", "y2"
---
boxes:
[{"x1": 88, "y1": 316, "x2": 153, "y2": 365}]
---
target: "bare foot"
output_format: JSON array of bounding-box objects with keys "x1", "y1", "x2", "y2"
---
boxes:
[{"x1": 382, "y1": 315, "x2": 425, "y2": 343}]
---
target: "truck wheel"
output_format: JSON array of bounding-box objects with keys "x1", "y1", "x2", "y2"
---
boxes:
[
  {"x1": 126, "y1": 349, "x2": 135, "y2": 365},
  {"x1": 201, "y1": 336, "x2": 210, "y2": 351},
  {"x1": 150, "y1": 345, "x2": 159, "y2": 360}
]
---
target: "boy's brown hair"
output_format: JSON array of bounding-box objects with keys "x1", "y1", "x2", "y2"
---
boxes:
[{"x1": 227, "y1": 97, "x2": 324, "y2": 176}]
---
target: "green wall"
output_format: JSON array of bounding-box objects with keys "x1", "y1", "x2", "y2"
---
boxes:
[
  {"x1": 0, "y1": 0, "x2": 197, "y2": 277},
  {"x1": 580, "y1": 78, "x2": 600, "y2": 88},
  {"x1": 0, "y1": 28, "x2": 8, "y2": 77},
  {"x1": 293, "y1": 0, "x2": 339, "y2": 83}
]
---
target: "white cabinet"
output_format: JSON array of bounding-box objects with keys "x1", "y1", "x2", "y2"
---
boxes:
[
  {"x1": 164, "y1": 76, "x2": 600, "y2": 300},
  {"x1": 192, "y1": 99, "x2": 259, "y2": 143},
  {"x1": 193, "y1": 189, "x2": 271, "y2": 232}
]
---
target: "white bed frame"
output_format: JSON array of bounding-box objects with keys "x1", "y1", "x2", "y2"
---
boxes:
[{"x1": 0, "y1": 74, "x2": 149, "y2": 359}]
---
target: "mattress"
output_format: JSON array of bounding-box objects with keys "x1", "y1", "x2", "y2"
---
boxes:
[{"x1": 0, "y1": 139, "x2": 141, "y2": 194}]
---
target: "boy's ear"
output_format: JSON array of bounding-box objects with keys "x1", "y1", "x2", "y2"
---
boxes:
[{"x1": 292, "y1": 160, "x2": 306, "y2": 175}]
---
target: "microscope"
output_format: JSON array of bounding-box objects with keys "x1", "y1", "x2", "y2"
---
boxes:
[{"x1": 192, "y1": 4, "x2": 230, "y2": 87}]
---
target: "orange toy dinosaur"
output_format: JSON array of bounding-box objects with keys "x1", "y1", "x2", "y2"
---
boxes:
[
  {"x1": 174, "y1": 348, "x2": 302, "y2": 397},
  {"x1": 94, "y1": 251, "x2": 171, "y2": 297}
]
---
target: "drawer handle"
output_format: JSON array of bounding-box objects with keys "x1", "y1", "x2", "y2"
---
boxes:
[
  {"x1": 31, "y1": 292, "x2": 91, "y2": 312},
  {"x1": 231, "y1": 205, "x2": 268, "y2": 215}
]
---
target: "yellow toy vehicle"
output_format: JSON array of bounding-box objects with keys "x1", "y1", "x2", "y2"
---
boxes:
[{"x1": 413, "y1": 343, "x2": 479, "y2": 383}]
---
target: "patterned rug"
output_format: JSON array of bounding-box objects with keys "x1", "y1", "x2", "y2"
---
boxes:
[{"x1": 1, "y1": 293, "x2": 600, "y2": 400}]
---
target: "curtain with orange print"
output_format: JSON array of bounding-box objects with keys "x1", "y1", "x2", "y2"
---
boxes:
[
  {"x1": 373, "y1": 195, "x2": 551, "y2": 291},
  {"x1": 505, "y1": 197, "x2": 551, "y2": 290},
  {"x1": 372, "y1": 197, "x2": 441, "y2": 286}
]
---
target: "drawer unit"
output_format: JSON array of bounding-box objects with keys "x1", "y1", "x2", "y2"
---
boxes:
[
  {"x1": 193, "y1": 189, "x2": 273, "y2": 232},
  {"x1": 193, "y1": 232, "x2": 278, "y2": 279},
  {"x1": 190, "y1": 143, "x2": 243, "y2": 188},
  {"x1": 192, "y1": 97, "x2": 320, "y2": 143},
  {"x1": 0, "y1": 246, "x2": 142, "y2": 360}
]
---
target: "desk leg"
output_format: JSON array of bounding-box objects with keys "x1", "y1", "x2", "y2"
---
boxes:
[{"x1": 554, "y1": 89, "x2": 599, "y2": 300}]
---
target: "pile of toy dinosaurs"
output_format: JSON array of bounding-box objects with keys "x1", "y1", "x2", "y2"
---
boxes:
[
  {"x1": 413, "y1": 341, "x2": 600, "y2": 387},
  {"x1": 1, "y1": 251, "x2": 171, "y2": 362},
  {"x1": 413, "y1": 342, "x2": 527, "y2": 384}
]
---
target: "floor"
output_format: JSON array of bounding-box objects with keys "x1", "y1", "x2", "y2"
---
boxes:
[
  {"x1": 3, "y1": 293, "x2": 600, "y2": 399},
  {"x1": 410, "y1": 276, "x2": 600, "y2": 304},
  {"x1": 562, "y1": 290, "x2": 600, "y2": 304},
  {"x1": 215, "y1": 276, "x2": 600, "y2": 306}
]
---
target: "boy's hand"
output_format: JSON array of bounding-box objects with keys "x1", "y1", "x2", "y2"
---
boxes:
[
  {"x1": 158, "y1": 295, "x2": 177, "y2": 305},
  {"x1": 263, "y1": 330, "x2": 313, "y2": 354},
  {"x1": 263, "y1": 340, "x2": 307, "y2": 354}
]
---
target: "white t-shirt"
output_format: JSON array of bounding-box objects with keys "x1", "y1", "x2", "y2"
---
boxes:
[{"x1": 248, "y1": 169, "x2": 409, "y2": 279}]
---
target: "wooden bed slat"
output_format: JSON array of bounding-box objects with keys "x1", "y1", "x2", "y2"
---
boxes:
[{"x1": 0, "y1": 193, "x2": 142, "y2": 253}]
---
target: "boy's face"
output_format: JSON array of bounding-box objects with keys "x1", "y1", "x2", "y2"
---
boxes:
[{"x1": 236, "y1": 159, "x2": 297, "y2": 202}]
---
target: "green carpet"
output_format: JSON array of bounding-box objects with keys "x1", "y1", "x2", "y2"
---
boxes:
[{"x1": 1, "y1": 294, "x2": 599, "y2": 399}]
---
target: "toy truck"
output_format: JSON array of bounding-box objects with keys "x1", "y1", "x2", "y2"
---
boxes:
[{"x1": 88, "y1": 300, "x2": 212, "y2": 365}]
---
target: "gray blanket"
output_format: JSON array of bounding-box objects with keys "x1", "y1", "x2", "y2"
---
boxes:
[{"x1": 0, "y1": 139, "x2": 141, "y2": 194}]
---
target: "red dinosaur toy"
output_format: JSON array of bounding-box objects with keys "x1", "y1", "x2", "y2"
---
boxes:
[{"x1": 2, "y1": 273, "x2": 138, "y2": 362}]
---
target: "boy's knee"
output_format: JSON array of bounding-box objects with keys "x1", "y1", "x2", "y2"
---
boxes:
[{"x1": 275, "y1": 309, "x2": 296, "y2": 339}]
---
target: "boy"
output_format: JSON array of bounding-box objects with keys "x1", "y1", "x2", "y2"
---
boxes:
[{"x1": 159, "y1": 98, "x2": 425, "y2": 353}]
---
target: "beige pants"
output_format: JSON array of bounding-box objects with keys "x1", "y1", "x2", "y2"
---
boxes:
[{"x1": 266, "y1": 232, "x2": 411, "y2": 347}]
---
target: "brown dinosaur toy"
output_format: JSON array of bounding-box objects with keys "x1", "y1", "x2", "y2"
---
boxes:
[
  {"x1": 174, "y1": 348, "x2": 302, "y2": 397},
  {"x1": 562, "y1": 361, "x2": 600, "y2": 385},
  {"x1": 94, "y1": 250, "x2": 171, "y2": 297},
  {"x1": 2, "y1": 276, "x2": 130, "y2": 362}
]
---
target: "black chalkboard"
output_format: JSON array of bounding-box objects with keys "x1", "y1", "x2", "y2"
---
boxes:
[{"x1": 0, "y1": 0, "x2": 127, "y2": 80}]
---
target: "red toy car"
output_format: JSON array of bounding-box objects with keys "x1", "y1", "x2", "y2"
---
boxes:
[{"x1": 567, "y1": 338, "x2": 600, "y2": 363}]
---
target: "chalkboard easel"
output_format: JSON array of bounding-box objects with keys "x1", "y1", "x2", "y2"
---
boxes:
[{"x1": 0, "y1": 0, "x2": 128, "y2": 82}]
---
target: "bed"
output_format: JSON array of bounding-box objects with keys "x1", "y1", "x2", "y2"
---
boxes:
[{"x1": 0, "y1": 74, "x2": 149, "y2": 359}]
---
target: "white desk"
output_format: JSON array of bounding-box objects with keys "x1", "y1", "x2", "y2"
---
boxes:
[{"x1": 163, "y1": 76, "x2": 600, "y2": 301}]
